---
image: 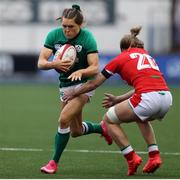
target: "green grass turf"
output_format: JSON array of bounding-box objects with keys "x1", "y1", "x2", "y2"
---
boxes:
[{"x1": 0, "y1": 84, "x2": 180, "y2": 178}]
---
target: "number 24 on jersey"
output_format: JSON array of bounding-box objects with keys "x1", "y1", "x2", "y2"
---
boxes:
[{"x1": 130, "y1": 53, "x2": 160, "y2": 71}]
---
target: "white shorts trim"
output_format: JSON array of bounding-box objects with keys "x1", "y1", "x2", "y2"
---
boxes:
[
  {"x1": 106, "y1": 106, "x2": 120, "y2": 124},
  {"x1": 128, "y1": 91, "x2": 172, "y2": 121},
  {"x1": 59, "y1": 83, "x2": 95, "y2": 102}
]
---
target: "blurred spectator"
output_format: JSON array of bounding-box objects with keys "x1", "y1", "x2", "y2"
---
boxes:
[{"x1": 172, "y1": 0, "x2": 180, "y2": 51}]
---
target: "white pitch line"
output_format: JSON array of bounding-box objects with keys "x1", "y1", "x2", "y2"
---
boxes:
[
  {"x1": 0, "y1": 147, "x2": 180, "y2": 156},
  {"x1": 0, "y1": 147, "x2": 43, "y2": 152},
  {"x1": 65, "y1": 149, "x2": 180, "y2": 156}
]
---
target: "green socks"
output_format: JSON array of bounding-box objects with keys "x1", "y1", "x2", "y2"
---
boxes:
[
  {"x1": 52, "y1": 127, "x2": 70, "y2": 163},
  {"x1": 52, "y1": 122, "x2": 102, "y2": 163},
  {"x1": 82, "y1": 121, "x2": 102, "y2": 135}
]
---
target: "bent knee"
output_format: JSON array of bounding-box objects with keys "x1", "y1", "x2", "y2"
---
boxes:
[
  {"x1": 70, "y1": 130, "x2": 82, "y2": 137},
  {"x1": 58, "y1": 113, "x2": 71, "y2": 127},
  {"x1": 106, "y1": 106, "x2": 120, "y2": 124}
]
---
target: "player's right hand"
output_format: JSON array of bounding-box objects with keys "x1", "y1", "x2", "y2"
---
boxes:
[
  {"x1": 102, "y1": 93, "x2": 117, "y2": 108},
  {"x1": 52, "y1": 59, "x2": 72, "y2": 72}
]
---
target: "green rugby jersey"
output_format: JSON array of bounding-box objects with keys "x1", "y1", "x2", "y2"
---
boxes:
[{"x1": 44, "y1": 27, "x2": 98, "y2": 88}]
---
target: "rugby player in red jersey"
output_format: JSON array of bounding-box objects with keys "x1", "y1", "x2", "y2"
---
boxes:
[{"x1": 64, "y1": 26, "x2": 173, "y2": 176}]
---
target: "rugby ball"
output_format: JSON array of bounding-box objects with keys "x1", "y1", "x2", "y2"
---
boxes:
[{"x1": 54, "y1": 44, "x2": 76, "y2": 63}]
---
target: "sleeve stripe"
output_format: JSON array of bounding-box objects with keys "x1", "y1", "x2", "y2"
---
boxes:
[
  {"x1": 44, "y1": 44, "x2": 54, "y2": 50},
  {"x1": 101, "y1": 68, "x2": 113, "y2": 79},
  {"x1": 87, "y1": 50, "x2": 98, "y2": 54}
]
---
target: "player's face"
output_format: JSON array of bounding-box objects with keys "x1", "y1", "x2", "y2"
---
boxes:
[{"x1": 61, "y1": 17, "x2": 81, "y2": 39}]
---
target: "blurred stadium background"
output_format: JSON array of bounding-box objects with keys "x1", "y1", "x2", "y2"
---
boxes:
[
  {"x1": 0, "y1": 0, "x2": 180, "y2": 178},
  {"x1": 0, "y1": 0, "x2": 180, "y2": 84}
]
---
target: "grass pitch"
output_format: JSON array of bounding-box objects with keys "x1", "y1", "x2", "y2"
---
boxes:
[{"x1": 0, "y1": 84, "x2": 180, "y2": 178}]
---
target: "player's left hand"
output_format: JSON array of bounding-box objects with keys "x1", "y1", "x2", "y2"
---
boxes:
[{"x1": 68, "y1": 70, "x2": 83, "y2": 81}]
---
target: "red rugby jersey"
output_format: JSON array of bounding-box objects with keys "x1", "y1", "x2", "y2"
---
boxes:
[{"x1": 102, "y1": 48, "x2": 169, "y2": 93}]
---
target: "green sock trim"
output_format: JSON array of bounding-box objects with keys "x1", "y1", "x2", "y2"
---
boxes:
[
  {"x1": 83, "y1": 121, "x2": 102, "y2": 135},
  {"x1": 52, "y1": 132, "x2": 70, "y2": 163}
]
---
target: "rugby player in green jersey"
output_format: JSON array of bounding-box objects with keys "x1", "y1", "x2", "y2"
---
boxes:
[{"x1": 38, "y1": 4, "x2": 112, "y2": 174}]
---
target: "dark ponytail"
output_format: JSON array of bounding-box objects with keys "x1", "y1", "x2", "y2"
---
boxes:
[{"x1": 72, "y1": 4, "x2": 81, "y2": 11}]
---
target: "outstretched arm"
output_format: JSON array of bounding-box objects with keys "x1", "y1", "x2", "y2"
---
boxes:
[
  {"x1": 102, "y1": 89, "x2": 135, "y2": 108},
  {"x1": 63, "y1": 73, "x2": 106, "y2": 102}
]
